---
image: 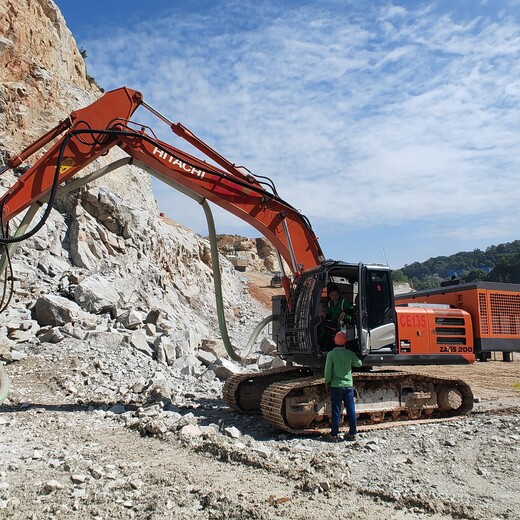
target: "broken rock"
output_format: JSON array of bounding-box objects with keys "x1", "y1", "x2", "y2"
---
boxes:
[
  {"x1": 129, "y1": 330, "x2": 153, "y2": 356},
  {"x1": 34, "y1": 294, "x2": 85, "y2": 326},
  {"x1": 38, "y1": 327, "x2": 64, "y2": 344},
  {"x1": 118, "y1": 309, "x2": 143, "y2": 330},
  {"x1": 179, "y1": 424, "x2": 203, "y2": 437},
  {"x1": 208, "y1": 358, "x2": 241, "y2": 380},
  {"x1": 196, "y1": 349, "x2": 217, "y2": 367},
  {"x1": 260, "y1": 337, "x2": 277, "y2": 354}
]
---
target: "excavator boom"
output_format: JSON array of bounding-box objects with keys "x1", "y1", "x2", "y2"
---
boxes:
[{"x1": 0, "y1": 87, "x2": 324, "y2": 277}]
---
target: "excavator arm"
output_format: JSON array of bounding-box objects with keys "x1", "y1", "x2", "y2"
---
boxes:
[{"x1": 0, "y1": 87, "x2": 325, "y2": 280}]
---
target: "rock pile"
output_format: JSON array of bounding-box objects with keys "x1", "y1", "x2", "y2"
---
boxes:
[{"x1": 1, "y1": 278, "x2": 283, "y2": 439}]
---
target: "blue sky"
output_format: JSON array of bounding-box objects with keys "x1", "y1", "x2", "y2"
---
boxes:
[{"x1": 54, "y1": 0, "x2": 520, "y2": 269}]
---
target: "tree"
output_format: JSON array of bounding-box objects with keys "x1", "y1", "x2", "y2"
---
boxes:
[
  {"x1": 486, "y1": 253, "x2": 520, "y2": 283},
  {"x1": 391, "y1": 269, "x2": 409, "y2": 284},
  {"x1": 401, "y1": 240, "x2": 520, "y2": 286},
  {"x1": 463, "y1": 269, "x2": 488, "y2": 282},
  {"x1": 410, "y1": 275, "x2": 440, "y2": 290}
]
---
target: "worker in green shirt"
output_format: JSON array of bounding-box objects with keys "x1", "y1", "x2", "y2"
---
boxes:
[
  {"x1": 326, "y1": 287, "x2": 354, "y2": 326},
  {"x1": 324, "y1": 331, "x2": 363, "y2": 442}
]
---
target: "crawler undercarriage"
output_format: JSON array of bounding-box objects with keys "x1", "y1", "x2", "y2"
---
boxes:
[{"x1": 223, "y1": 367, "x2": 474, "y2": 434}]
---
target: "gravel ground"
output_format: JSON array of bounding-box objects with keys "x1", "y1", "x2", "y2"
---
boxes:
[
  {"x1": 0, "y1": 271, "x2": 519, "y2": 520},
  {"x1": 1, "y1": 342, "x2": 519, "y2": 520}
]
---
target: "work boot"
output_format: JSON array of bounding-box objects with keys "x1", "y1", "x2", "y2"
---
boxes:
[{"x1": 325, "y1": 434, "x2": 339, "y2": 443}]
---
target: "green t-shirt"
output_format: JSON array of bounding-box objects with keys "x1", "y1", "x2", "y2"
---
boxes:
[
  {"x1": 327, "y1": 298, "x2": 354, "y2": 323},
  {"x1": 324, "y1": 347, "x2": 362, "y2": 388}
]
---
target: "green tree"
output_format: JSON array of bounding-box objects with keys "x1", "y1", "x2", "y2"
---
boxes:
[
  {"x1": 401, "y1": 240, "x2": 520, "y2": 286},
  {"x1": 486, "y1": 253, "x2": 520, "y2": 283},
  {"x1": 463, "y1": 269, "x2": 487, "y2": 282},
  {"x1": 410, "y1": 275, "x2": 440, "y2": 290},
  {"x1": 391, "y1": 269, "x2": 409, "y2": 284}
]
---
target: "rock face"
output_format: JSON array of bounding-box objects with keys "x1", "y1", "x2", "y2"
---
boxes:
[
  {"x1": 216, "y1": 234, "x2": 282, "y2": 272},
  {"x1": 0, "y1": 0, "x2": 154, "y2": 210},
  {"x1": 0, "y1": 0, "x2": 93, "y2": 148},
  {"x1": 0, "y1": 0, "x2": 271, "y2": 367}
]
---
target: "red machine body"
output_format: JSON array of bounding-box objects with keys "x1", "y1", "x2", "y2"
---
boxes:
[
  {"x1": 395, "y1": 306, "x2": 474, "y2": 363},
  {"x1": 396, "y1": 282, "x2": 520, "y2": 361}
]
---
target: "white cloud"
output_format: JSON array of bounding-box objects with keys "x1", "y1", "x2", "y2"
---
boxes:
[{"x1": 75, "y1": 0, "x2": 520, "y2": 266}]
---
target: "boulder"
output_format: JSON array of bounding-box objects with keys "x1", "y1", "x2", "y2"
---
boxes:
[
  {"x1": 196, "y1": 349, "x2": 217, "y2": 367},
  {"x1": 260, "y1": 337, "x2": 277, "y2": 355},
  {"x1": 38, "y1": 327, "x2": 64, "y2": 344},
  {"x1": 129, "y1": 330, "x2": 153, "y2": 356},
  {"x1": 208, "y1": 358, "x2": 241, "y2": 380},
  {"x1": 34, "y1": 294, "x2": 85, "y2": 326},
  {"x1": 173, "y1": 355, "x2": 202, "y2": 376},
  {"x1": 118, "y1": 309, "x2": 143, "y2": 330},
  {"x1": 74, "y1": 274, "x2": 120, "y2": 313}
]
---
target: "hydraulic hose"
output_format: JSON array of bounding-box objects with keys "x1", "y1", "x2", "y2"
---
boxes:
[
  {"x1": 240, "y1": 314, "x2": 275, "y2": 359},
  {"x1": 201, "y1": 200, "x2": 242, "y2": 362},
  {"x1": 0, "y1": 364, "x2": 10, "y2": 405},
  {"x1": 133, "y1": 159, "x2": 274, "y2": 364},
  {"x1": 202, "y1": 200, "x2": 275, "y2": 364}
]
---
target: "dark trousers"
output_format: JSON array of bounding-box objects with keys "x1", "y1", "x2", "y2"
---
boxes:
[{"x1": 330, "y1": 386, "x2": 357, "y2": 436}]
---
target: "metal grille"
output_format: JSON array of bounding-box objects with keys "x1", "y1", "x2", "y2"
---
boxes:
[
  {"x1": 435, "y1": 327, "x2": 466, "y2": 336},
  {"x1": 435, "y1": 317, "x2": 465, "y2": 325},
  {"x1": 435, "y1": 317, "x2": 466, "y2": 343},
  {"x1": 479, "y1": 293, "x2": 489, "y2": 334},
  {"x1": 490, "y1": 292, "x2": 520, "y2": 335},
  {"x1": 285, "y1": 276, "x2": 315, "y2": 354},
  {"x1": 436, "y1": 337, "x2": 466, "y2": 345}
]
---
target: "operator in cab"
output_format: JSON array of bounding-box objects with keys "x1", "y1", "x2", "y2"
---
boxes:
[
  {"x1": 319, "y1": 285, "x2": 355, "y2": 351},
  {"x1": 326, "y1": 286, "x2": 354, "y2": 328}
]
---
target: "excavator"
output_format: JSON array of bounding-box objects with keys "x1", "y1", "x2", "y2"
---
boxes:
[{"x1": 0, "y1": 87, "x2": 474, "y2": 433}]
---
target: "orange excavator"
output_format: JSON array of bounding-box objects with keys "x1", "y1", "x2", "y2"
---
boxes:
[{"x1": 0, "y1": 87, "x2": 474, "y2": 432}]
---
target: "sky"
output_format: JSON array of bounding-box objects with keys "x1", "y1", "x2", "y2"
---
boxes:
[{"x1": 53, "y1": 0, "x2": 520, "y2": 270}]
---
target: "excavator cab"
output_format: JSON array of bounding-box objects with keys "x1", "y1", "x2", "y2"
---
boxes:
[
  {"x1": 272, "y1": 261, "x2": 396, "y2": 366},
  {"x1": 359, "y1": 264, "x2": 397, "y2": 357}
]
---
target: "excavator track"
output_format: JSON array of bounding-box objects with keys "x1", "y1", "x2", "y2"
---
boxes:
[
  {"x1": 222, "y1": 366, "x2": 315, "y2": 413},
  {"x1": 259, "y1": 370, "x2": 474, "y2": 434}
]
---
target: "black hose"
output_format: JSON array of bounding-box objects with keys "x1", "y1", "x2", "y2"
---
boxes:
[
  {"x1": 0, "y1": 132, "x2": 73, "y2": 244},
  {"x1": 0, "y1": 126, "x2": 318, "y2": 250},
  {"x1": 0, "y1": 242, "x2": 14, "y2": 313}
]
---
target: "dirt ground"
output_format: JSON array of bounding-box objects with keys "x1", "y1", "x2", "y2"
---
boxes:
[
  {"x1": 244, "y1": 272, "x2": 285, "y2": 308},
  {"x1": 0, "y1": 273, "x2": 519, "y2": 519},
  {"x1": 402, "y1": 357, "x2": 520, "y2": 404}
]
